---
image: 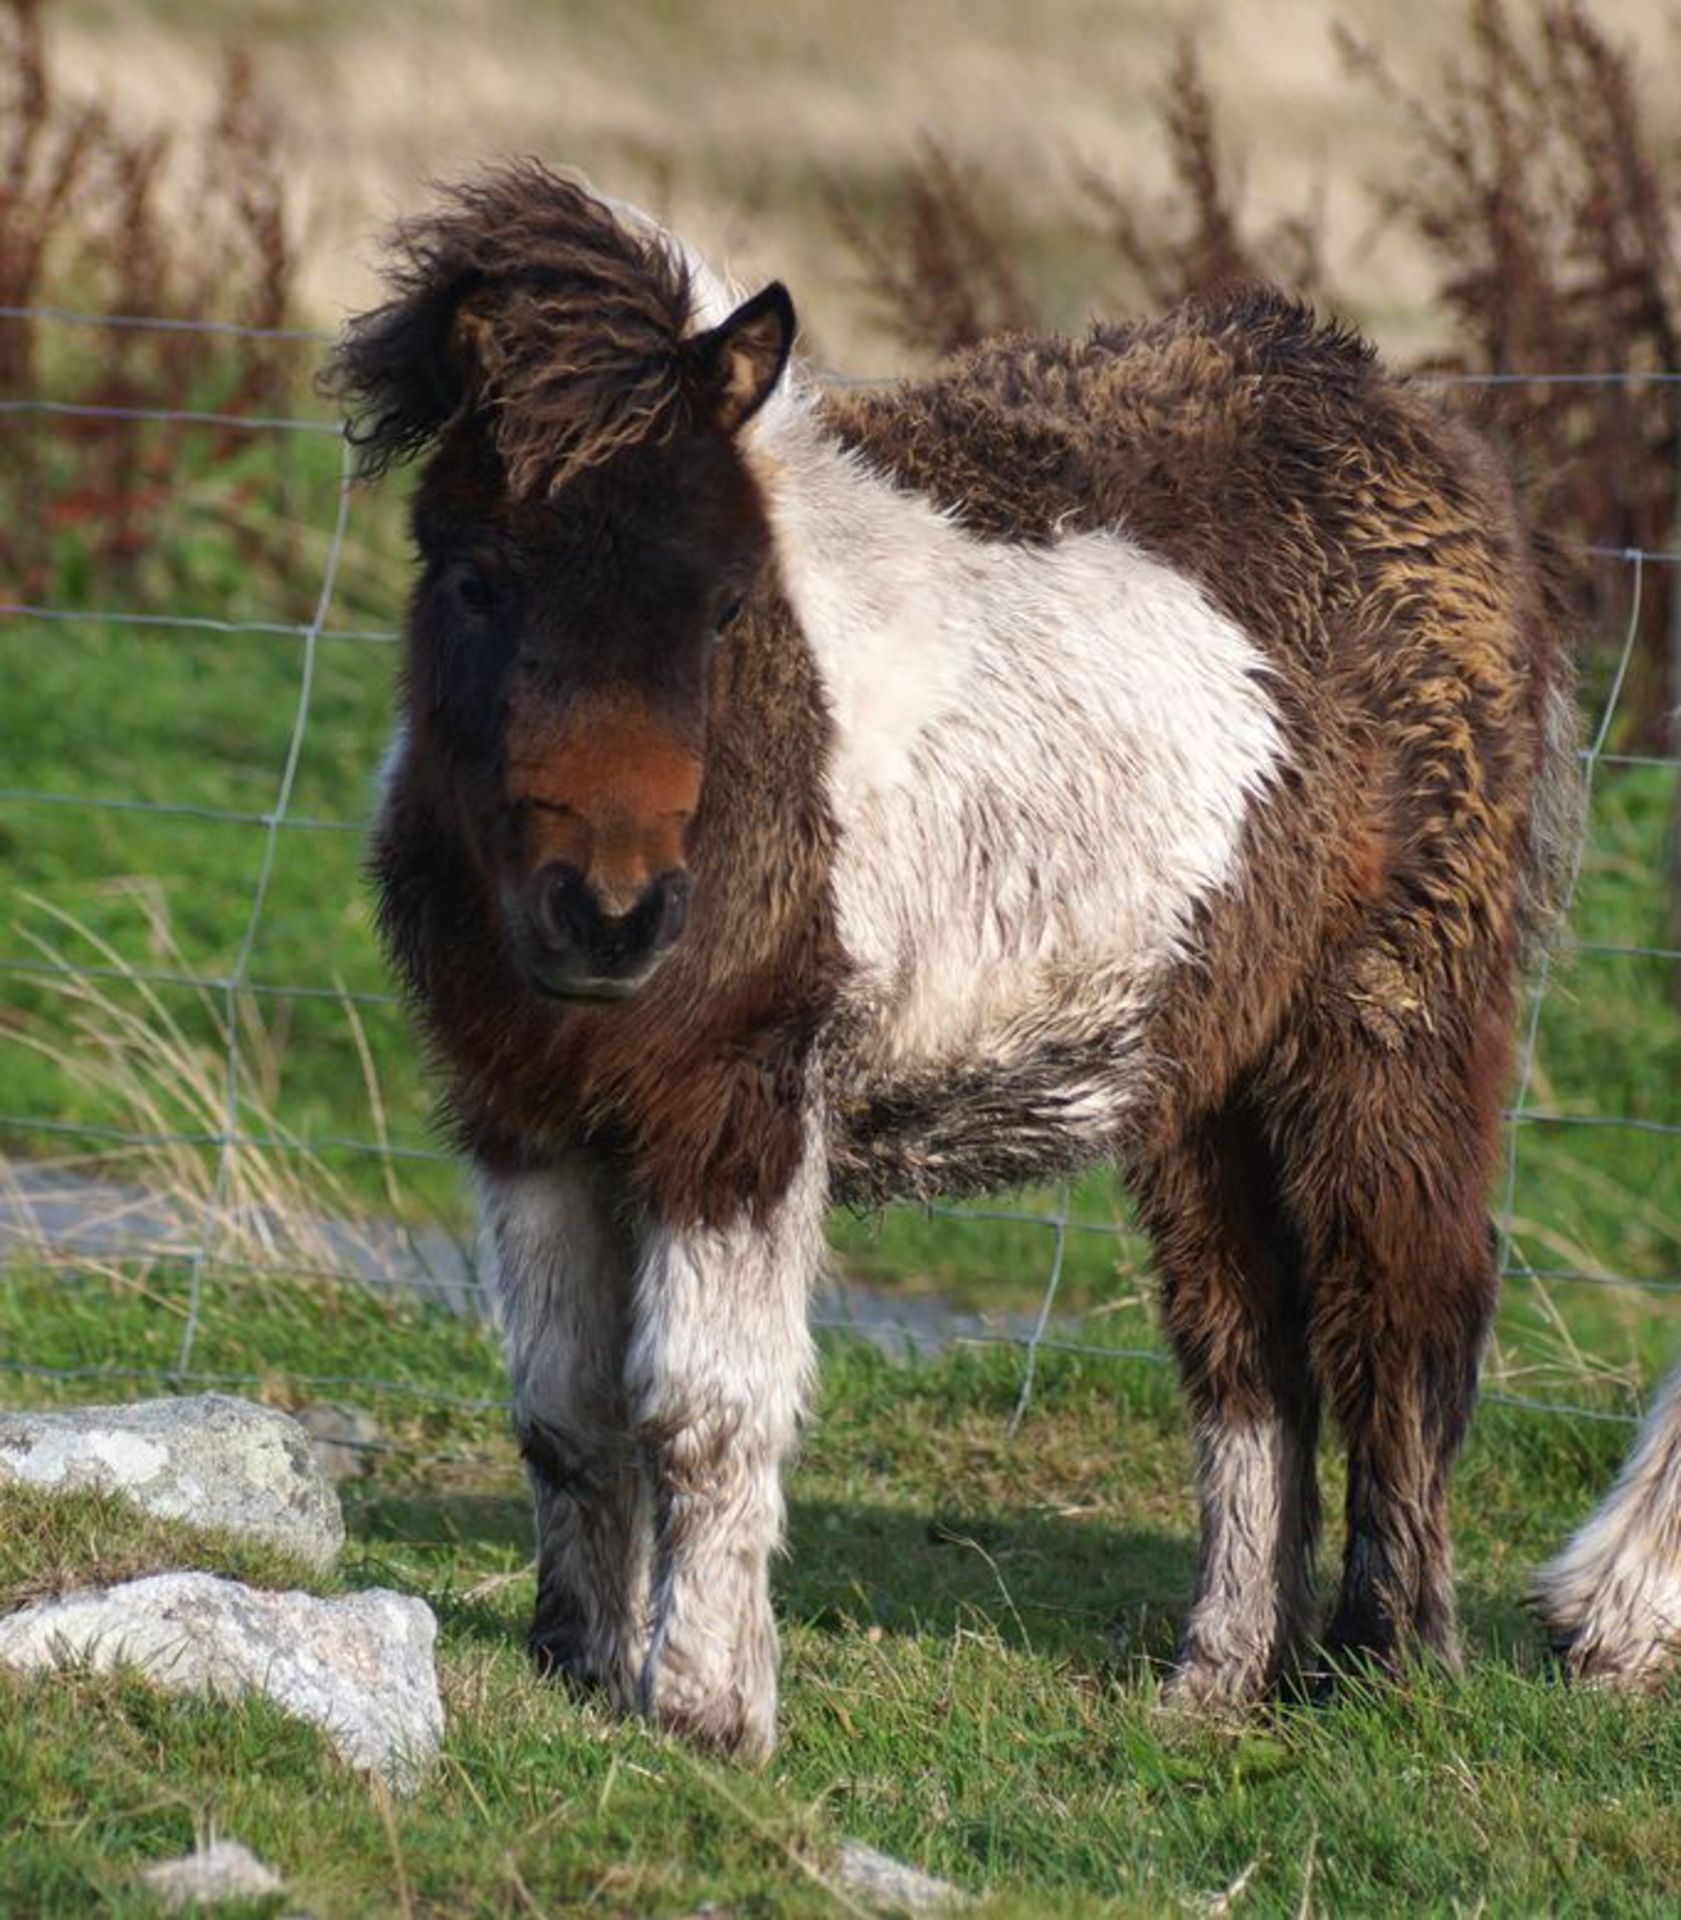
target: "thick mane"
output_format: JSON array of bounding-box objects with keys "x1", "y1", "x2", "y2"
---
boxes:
[{"x1": 329, "y1": 162, "x2": 695, "y2": 494}]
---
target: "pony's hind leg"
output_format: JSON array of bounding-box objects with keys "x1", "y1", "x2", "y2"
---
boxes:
[
  {"x1": 1535, "y1": 1364, "x2": 1681, "y2": 1687},
  {"x1": 479, "y1": 1158, "x2": 649, "y2": 1708},
  {"x1": 1138, "y1": 1094, "x2": 1321, "y2": 1706},
  {"x1": 1273, "y1": 1001, "x2": 1506, "y2": 1681}
]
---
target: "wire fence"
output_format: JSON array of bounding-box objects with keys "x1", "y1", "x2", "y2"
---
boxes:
[{"x1": 2, "y1": 304, "x2": 1679, "y2": 1453}]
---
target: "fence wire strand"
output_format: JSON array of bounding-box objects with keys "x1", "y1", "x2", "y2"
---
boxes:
[{"x1": 3, "y1": 307, "x2": 1679, "y2": 1445}]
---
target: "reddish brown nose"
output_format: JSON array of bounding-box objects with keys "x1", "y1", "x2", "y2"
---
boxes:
[{"x1": 508, "y1": 693, "x2": 700, "y2": 888}]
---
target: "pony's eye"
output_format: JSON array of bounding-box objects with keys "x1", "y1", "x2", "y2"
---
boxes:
[
  {"x1": 447, "y1": 562, "x2": 497, "y2": 616},
  {"x1": 716, "y1": 596, "x2": 745, "y2": 633}
]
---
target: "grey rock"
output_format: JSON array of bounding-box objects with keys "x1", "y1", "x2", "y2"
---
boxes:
[
  {"x1": 0, "y1": 1394, "x2": 344, "y2": 1565},
  {"x1": 290, "y1": 1404, "x2": 382, "y2": 1483},
  {"x1": 834, "y1": 1841, "x2": 965, "y2": 1912},
  {"x1": 0, "y1": 1572, "x2": 442, "y2": 1789},
  {"x1": 140, "y1": 1838, "x2": 283, "y2": 1910}
]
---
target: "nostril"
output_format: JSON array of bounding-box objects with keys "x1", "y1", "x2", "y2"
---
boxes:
[
  {"x1": 529, "y1": 862, "x2": 591, "y2": 953},
  {"x1": 522, "y1": 863, "x2": 690, "y2": 991},
  {"x1": 654, "y1": 870, "x2": 691, "y2": 948}
]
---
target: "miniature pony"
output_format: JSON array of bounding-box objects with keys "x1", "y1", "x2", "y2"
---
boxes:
[{"x1": 335, "y1": 164, "x2": 1575, "y2": 1755}]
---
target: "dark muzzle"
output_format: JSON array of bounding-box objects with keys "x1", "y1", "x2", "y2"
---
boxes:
[{"x1": 520, "y1": 860, "x2": 691, "y2": 999}]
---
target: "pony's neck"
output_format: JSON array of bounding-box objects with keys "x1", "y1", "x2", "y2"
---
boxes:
[{"x1": 742, "y1": 382, "x2": 972, "y2": 809}]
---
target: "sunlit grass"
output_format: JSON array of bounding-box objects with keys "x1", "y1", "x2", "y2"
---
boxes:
[{"x1": 3, "y1": 1317, "x2": 1679, "y2": 1916}]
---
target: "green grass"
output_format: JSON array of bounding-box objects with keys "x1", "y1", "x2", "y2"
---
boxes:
[{"x1": 2, "y1": 1307, "x2": 1680, "y2": 1917}]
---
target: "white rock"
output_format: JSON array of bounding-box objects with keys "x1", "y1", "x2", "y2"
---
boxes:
[
  {"x1": 0, "y1": 1395, "x2": 344, "y2": 1565},
  {"x1": 835, "y1": 1840, "x2": 966, "y2": 1911},
  {"x1": 140, "y1": 1838, "x2": 283, "y2": 1910},
  {"x1": 0, "y1": 1572, "x2": 442, "y2": 1789}
]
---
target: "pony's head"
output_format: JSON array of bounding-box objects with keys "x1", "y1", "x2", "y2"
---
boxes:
[{"x1": 333, "y1": 165, "x2": 794, "y2": 1001}]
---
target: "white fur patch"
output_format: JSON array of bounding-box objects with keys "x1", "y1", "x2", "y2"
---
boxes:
[
  {"x1": 601, "y1": 191, "x2": 1284, "y2": 1131},
  {"x1": 742, "y1": 403, "x2": 1285, "y2": 1103},
  {"x1": 625, "y1": 1118, "x2": 826, "y2": 1758},
  {"x1": 1168, "y1": 1415, "x2": 1316, "y2": 1703},
  {"x1": 475, "y1": 1161, "x2": 629, "y2": 1422},
  {"x1": 1536, "y1": 1366, "x2": 1681, "y2": 1684}
]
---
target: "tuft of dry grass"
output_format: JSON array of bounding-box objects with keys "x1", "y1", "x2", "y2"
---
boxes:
[
  {"x1": 7, "y1": 896, "x2": 376, "y2": 1280},
  {"x1": 0, "y1": 1480, "x2": 330, "y2": 1612}
]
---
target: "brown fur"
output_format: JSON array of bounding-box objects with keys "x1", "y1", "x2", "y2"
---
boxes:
[
  {"x1": 345, "y1": 174, "x2": 822, "y2": 1224},
  {"x1": 332, "y1": 164, "x2": 696, "y2": 494},
  {"x1": 373, "y1": 576, "x2": 840, "y2": 1225}
]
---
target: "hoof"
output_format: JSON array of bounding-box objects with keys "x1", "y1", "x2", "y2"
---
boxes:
[
  {"x1": 638, "y1": 1615, "x2": 780, "y2": 1763},
  {"x1": 1537, "y1": 1597, "x2": 1681, "y2": 1692},
  {"x1": 529, "y1": 1604, "x2": 642, "y2": 1711},
  {"x1": 1158, "y1": 1659, "x2": 1270, "y2": 1716},
  {"x1": 647, "y1": 1686, "x2": 777, "y2": 1764},
  {"x1": 529, "y1": 1623, "x2": 602, "y2": 1696},
  {"x1": 1534, "y1": 1529, "x2": 1681, "y2": 1692}
]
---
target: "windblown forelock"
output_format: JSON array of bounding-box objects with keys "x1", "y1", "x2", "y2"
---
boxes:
[
  {"x1": 332, "y1": 163, "x2": 696, "y2": 493},
  {"x1": 474, "y1": 263, "x2": 692, "y2": 499}
]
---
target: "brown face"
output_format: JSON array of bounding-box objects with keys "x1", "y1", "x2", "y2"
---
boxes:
[
  {"x1": 406, "y1": 419, "x2": 771, "y2": 1002},
  {"x1": 334, "y1": 178, "x2": 798, "y2": 1013}
]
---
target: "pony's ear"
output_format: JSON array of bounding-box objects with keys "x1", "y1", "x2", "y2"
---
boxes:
[
  {"x1": 688, "y1": 282, "x2": 796, "y2": 432},
  {"x1": 326, "y1": 271, "x2": 487, "y2": 477}
]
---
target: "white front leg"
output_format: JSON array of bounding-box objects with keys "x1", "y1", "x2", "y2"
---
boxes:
[
  {"x1": 480, "y1": 1157, "x2": 650, "y2": 1707},
  {"x1": 626, "y1": 1132, "x2": 825, "y2": 1759}
]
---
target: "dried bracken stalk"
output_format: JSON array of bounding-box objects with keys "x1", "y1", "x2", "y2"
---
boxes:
[
  {"x1": 827, "y1": 137, "x2": 1040, "y2": 359},
  {"x1": 1082, "y1": 36, "x2": 1324, "y2": 309},
  {"x1": 1338, "y1": 0, "x2": 1679, "y2": 748},
  {"x1": 832, "y1": 4, "x2": 1674, "y2": 759},
  {"x1": 0, "y1": 0, "x2": 303, "y2": 602},
  {"x1": 0, "y1": 0, "x2": 110, "y2": 388}
]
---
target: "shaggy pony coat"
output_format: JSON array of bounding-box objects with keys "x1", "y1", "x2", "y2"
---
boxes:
[{"x1": 335, "y1": 164, "x2": 1577, "y2": 1757}]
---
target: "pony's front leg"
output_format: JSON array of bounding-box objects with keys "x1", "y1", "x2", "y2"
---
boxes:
[
  {"x1": 479, "y1": 1158, "x2": 649, "y2": 1709},
  {"x1": 627, "y1": 1141, "x2": 824, "y2": 1761}
]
